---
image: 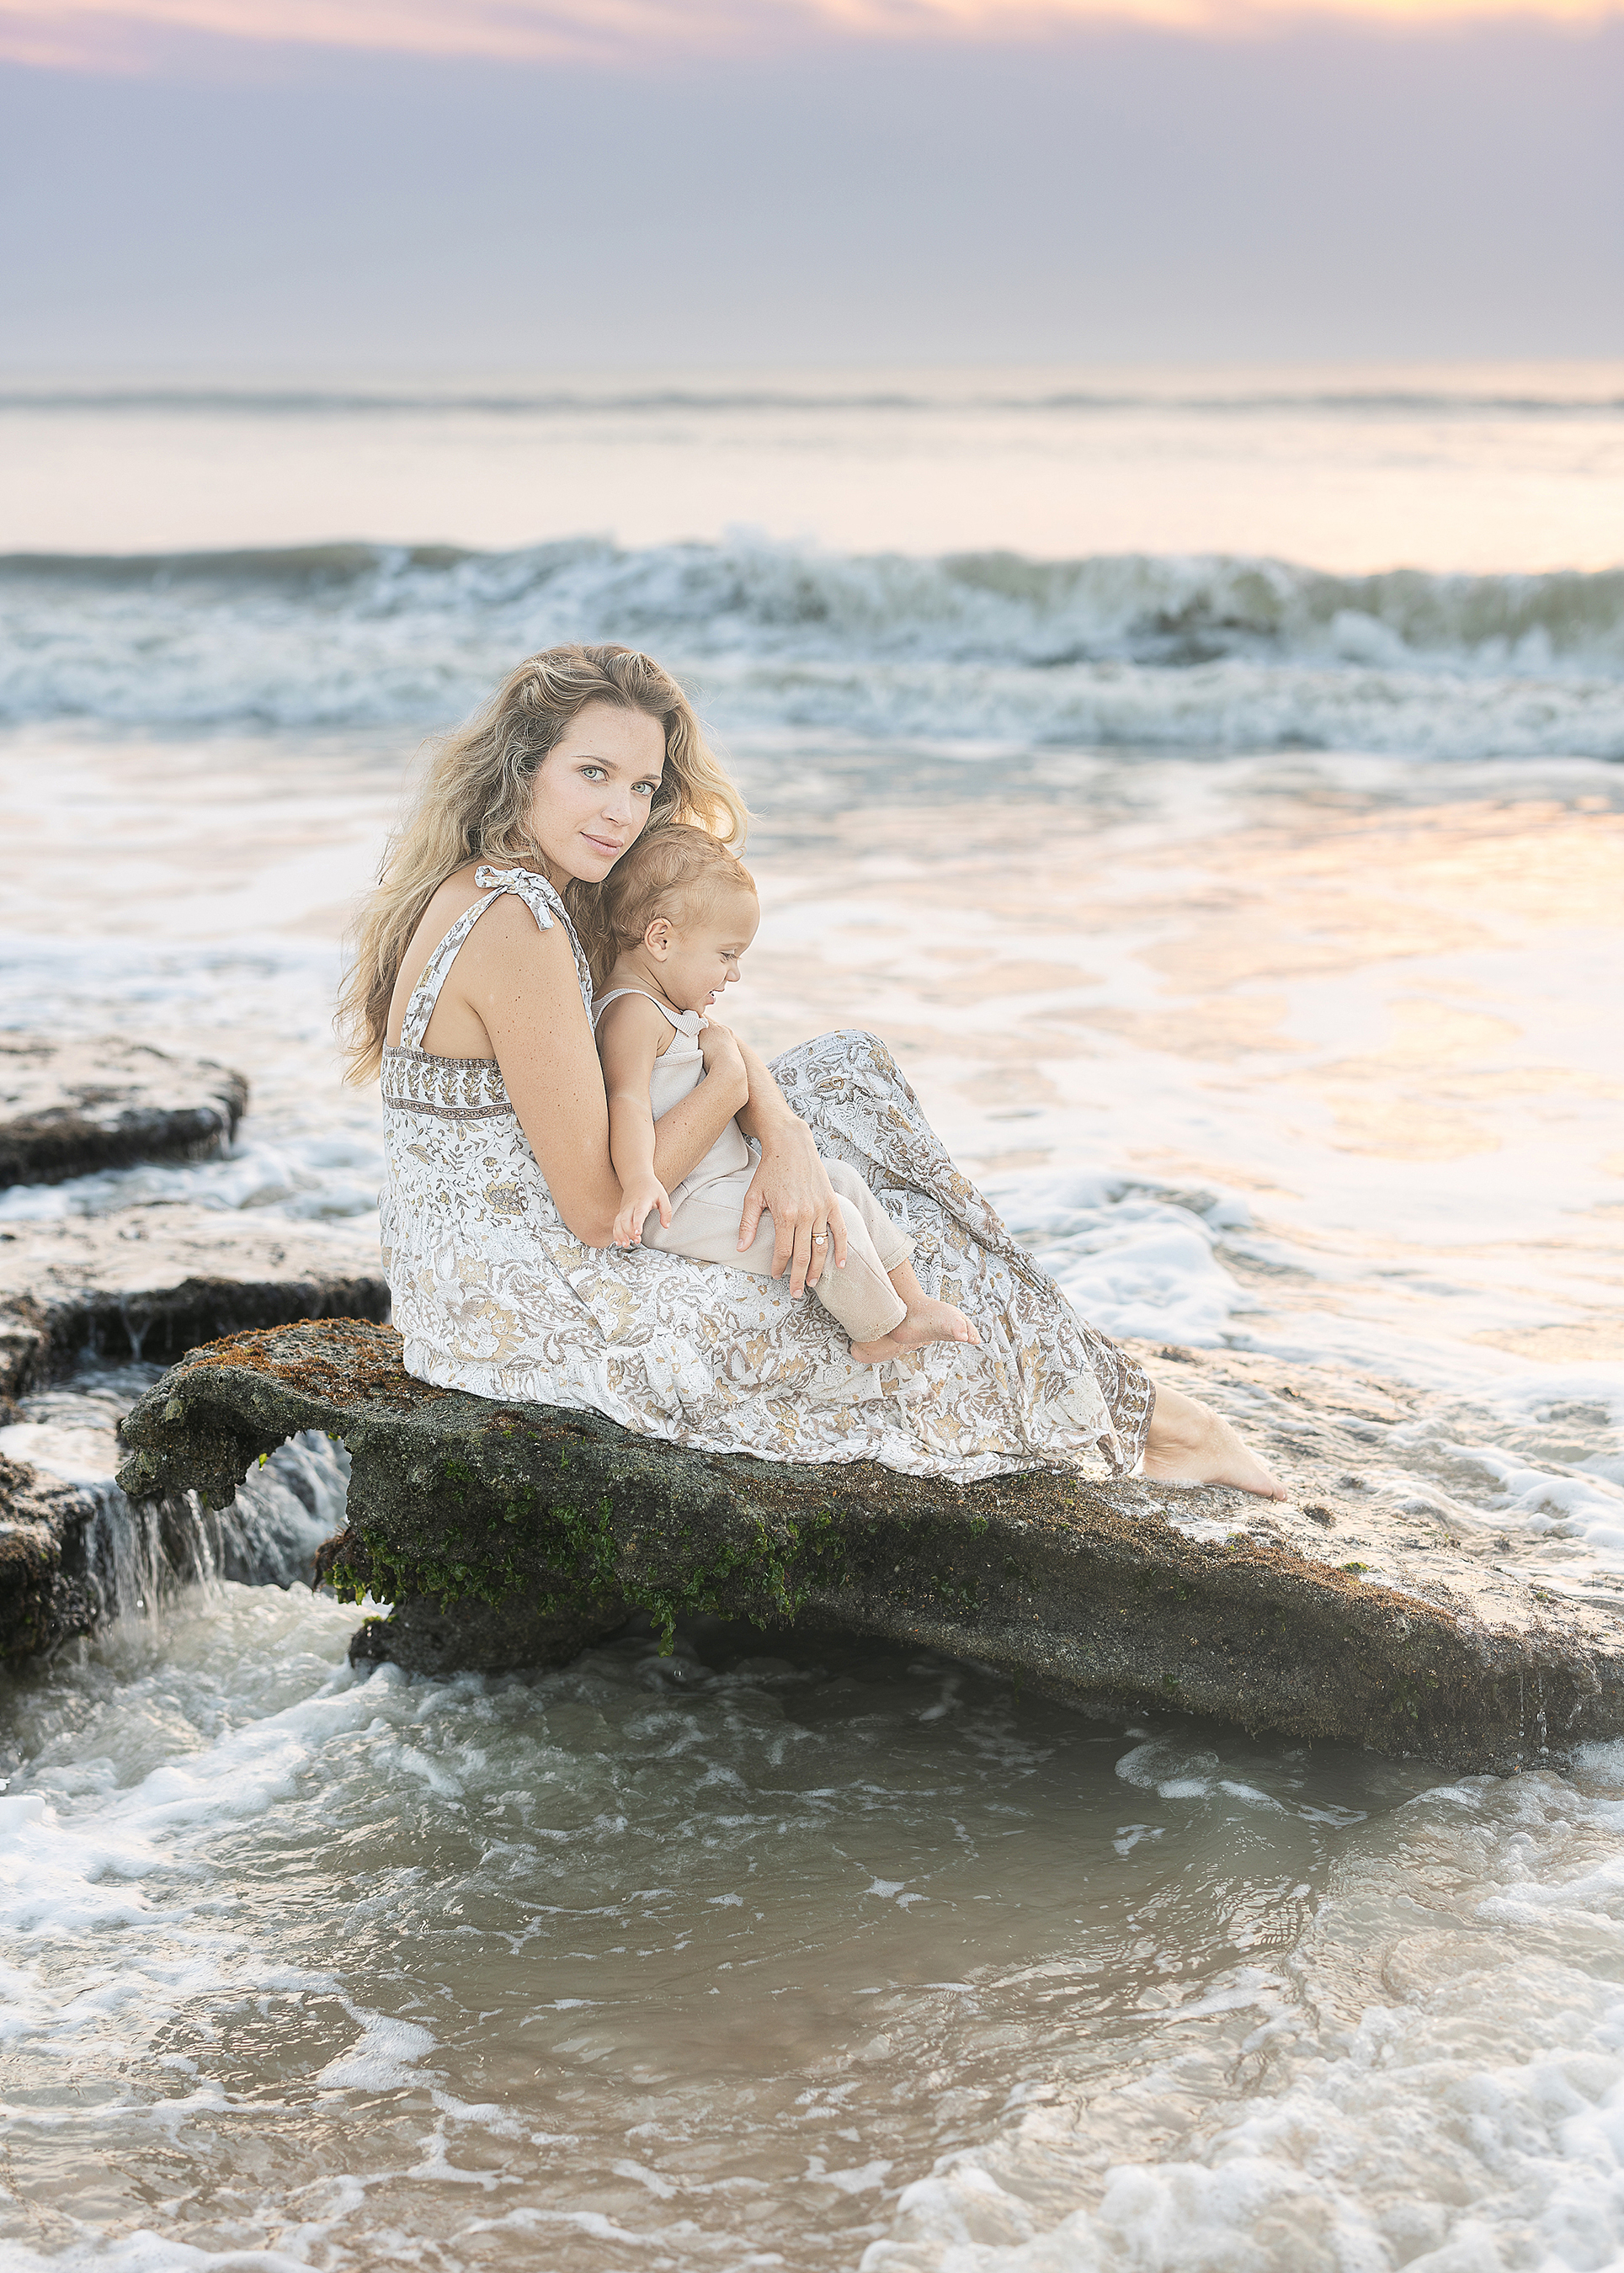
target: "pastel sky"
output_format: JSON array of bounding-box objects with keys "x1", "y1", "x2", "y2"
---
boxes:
[
  {"x1": 3, "y1": 0, "x2": 1621, "y2": 67},
  {"x1": 0, "y1": 0, "x2": 1619, "y2": 365}
]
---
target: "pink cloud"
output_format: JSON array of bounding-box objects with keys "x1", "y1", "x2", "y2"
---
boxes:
[{"x1": 3, "y1": 0, "x2": 1620, "y2": 75}]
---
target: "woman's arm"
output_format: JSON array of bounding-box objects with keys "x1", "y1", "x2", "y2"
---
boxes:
[
  {"x1": 448, "y1": 903, "x2": 748, "y2": 1249},
  {"x1": 732, "y1": 1038, "x2": 848, "y2": 1296}
]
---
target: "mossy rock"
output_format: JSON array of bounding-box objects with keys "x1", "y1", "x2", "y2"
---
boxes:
[{"x1": 116, "y1": 1318, "x2": 1624, "y2": 1772}]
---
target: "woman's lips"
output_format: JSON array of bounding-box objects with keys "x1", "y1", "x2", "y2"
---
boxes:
[{"x1": 582, "y1": 832, "x2": 622, "y2": 857}]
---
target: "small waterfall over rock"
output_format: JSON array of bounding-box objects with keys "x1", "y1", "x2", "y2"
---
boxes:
[
  {"x1": 1, "y1": 1363, "x2": 352, "y2": 1646},
  {"x1": 81, "y1": 1429, "x2": 352, "y2": 1620}
]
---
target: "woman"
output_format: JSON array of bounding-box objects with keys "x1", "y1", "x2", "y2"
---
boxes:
[{"x1": 343, "y1": 645, "x2": 1281, "y2": 1495}]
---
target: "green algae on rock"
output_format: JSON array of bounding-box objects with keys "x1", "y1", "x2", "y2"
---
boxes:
[{"x1": 116, "y1": 1318, "x2": 1624, "y2": 1773}]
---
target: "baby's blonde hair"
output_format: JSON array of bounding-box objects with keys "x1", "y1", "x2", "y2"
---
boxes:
[{"x1": 601, "y1": 823, "x2": 757, "y2": 964}]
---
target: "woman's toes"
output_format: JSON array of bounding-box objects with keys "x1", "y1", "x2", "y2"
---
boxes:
[{"x1": 1138, "y1": 1386, "x2": 1287, "y2": 1500}]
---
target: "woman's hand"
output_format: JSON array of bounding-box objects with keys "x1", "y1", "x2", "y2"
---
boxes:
[
  {"x1": 737, "y1": 1110, "x2": 849, "y2": 1296},
  {"x1": 612, "y1": 1172, "x2": 672, "y2": 1250}
]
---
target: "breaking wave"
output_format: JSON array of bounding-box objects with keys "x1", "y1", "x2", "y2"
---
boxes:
[{"x1": 3, "y1": 537, "x2": 1622, "y2": 757}]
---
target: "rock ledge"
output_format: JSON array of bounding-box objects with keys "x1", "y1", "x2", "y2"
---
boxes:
[
  {"x1": 0, "y1": 1034, "x2": 248, "y2": 1188},
  {"x1": 115, "y1": 1319, "x2": 1624, "y2": 1772},
  {"x1": 0, "y1": 1211, "x2": 389, "y2": 1411}
]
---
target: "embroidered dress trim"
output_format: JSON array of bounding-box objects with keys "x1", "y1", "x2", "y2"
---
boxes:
[{"x1": 384, "y1": 1096, "x2": 514, "y2": 1123}]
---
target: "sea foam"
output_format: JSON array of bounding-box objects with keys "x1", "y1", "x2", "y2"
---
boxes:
[{"x1": 3, "y1": 540, "x2": 1621, "y2": 759}]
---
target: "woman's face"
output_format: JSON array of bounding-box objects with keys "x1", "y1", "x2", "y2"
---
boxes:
[{"x1": 527, "y1": 700, "x2": 666, "y2": 886}]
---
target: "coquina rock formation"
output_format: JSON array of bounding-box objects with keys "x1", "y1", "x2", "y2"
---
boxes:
[
  {"x1": 0, "y1": 1210, "x2": 388, "y2": 1413},
  {"x1": 116, "y1": 1317, "x2": 1624, "y2": 1774},
  {"x1": 0, "y1": 1040, "x2": 386, "y2": 1660},
  {"x1": 0, "y1": 1033, "x2": 388, "y2": 1413},
  {"x1": 0, "y1": 1034, "x2": 248, "y2": 1189}
]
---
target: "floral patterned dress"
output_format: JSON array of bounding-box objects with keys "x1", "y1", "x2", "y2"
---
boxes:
[{"x1": 380, "y1": 866, "x2": 1153, "y2": 1481}]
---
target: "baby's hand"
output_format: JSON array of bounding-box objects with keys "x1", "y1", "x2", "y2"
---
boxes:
[
  {"x1": 697, "y1": 1018, "x2": 742, "y2": 1071},
  {"x1": 613, "y1": 1174, "x2": 673, "y2": 1249}
]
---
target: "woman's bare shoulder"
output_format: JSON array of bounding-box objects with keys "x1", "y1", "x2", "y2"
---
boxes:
[
  {"x1": 453, "y1": 881, "x2": 581, "y2": 978},
  {"x1": 413, "y1": 864, "x2": 571, "y2": 957},
  {"x1": 387, "y1": 866, "x2": 577, "y2": 1050}
]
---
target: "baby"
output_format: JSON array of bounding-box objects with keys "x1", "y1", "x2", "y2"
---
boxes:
[{"x1": 594, "y1": 825, "x2": 980, "y2": 1367}]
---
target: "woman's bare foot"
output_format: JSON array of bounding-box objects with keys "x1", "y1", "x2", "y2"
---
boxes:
[
  {"x1": 1140, "y1": 1381, "x2": 1286, "y2": 1499},
  {"x1": 850, "y1": 1298, "x2": 981, "y2": 1366}
]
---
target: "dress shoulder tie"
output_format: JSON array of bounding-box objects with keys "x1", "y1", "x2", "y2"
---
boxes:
[{"x1": 473, "y1": 864, "x2": 562, "y2": 924}]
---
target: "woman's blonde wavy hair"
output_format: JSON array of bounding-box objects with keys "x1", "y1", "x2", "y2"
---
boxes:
[{"x1": 339, "y1": 644, "x2": 747, "y2": 1083}]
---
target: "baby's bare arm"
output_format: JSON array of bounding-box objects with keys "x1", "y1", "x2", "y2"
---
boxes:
[
  {"x1": 596, "y1": 996, "x2": 663, "y2": 1184},
  {"x1": 598, "y1": 993, "x2": 748, "y2": 1194}
]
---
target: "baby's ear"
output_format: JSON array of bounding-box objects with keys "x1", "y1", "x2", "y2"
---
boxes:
[{"x1": 644, "y1": 918, "x2": 671, "y2": 957}]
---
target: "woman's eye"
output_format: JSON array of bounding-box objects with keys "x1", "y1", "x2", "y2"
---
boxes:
[
  {"x1": 581, "y1": 765, "x2": 604, "y2": 781},
  {"x1": 633, "y1": 780, "x2": 656, "y2": 798}
]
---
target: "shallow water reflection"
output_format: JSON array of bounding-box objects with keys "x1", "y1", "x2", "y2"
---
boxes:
[{"x1": 0, "y1": 1597, "x2": 1441, "y2": 2270}]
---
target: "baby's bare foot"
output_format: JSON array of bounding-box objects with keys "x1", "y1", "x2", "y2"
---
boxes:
[{"x1": 851, "y1": 1300, "x2": 981, "y2": 1366}]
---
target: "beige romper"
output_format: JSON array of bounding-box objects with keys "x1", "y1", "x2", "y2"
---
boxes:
[{"x1": 594, "y1": 987, "x2": 912, "y2": 1345}]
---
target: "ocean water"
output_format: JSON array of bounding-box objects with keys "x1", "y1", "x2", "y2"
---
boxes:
[{"x1": 1, "y1": 367, "x2": 1622, "y2": 2270}]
